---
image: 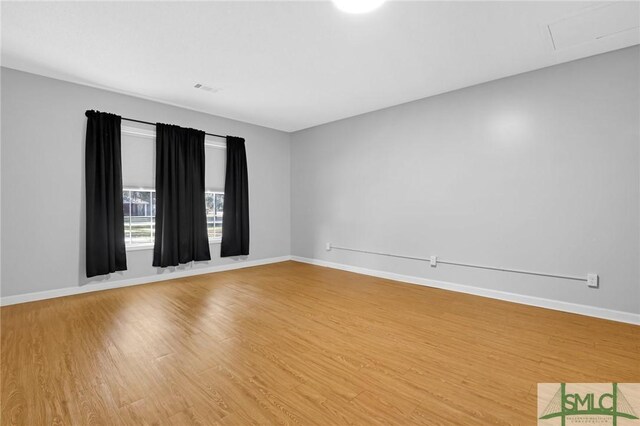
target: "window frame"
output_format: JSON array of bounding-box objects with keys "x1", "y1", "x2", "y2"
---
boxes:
[
  {"x1": 123, "y1": 187, "x2": 224, "y2": 251},
  {"x1": 122, "y1": 188, "x2": 155, "y2": 251},
  {"x1": 205, "y1": 191, "x2": 225, "y2": 243}
]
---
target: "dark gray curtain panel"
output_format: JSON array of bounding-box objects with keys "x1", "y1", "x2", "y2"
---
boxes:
[
  {"x1": 221, "y1": 136, "x2": 250, "y2": 257},
  {"x1": 153, "y1": 123, "x2": 211, "y2": 267},
  {"x1": 85, "y1": 110, "x2": 127, "y2": 277}
]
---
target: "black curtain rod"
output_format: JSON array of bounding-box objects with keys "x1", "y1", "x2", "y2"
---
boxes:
[{"x1": 122, "y1": 117, "x2": 227, "y2": 139}]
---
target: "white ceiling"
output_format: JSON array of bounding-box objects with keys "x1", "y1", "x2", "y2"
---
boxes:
[{"x1": 2, "y1": 1, "x2": 638, "y2": 132}]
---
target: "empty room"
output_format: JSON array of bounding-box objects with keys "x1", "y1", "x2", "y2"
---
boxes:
[{"x1": 1, "y1": 0, "x2": 639, "y2": 424}]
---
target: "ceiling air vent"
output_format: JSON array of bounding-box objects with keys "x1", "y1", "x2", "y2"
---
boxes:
[
  {"x1": 547, "y1": 2, "x2": 640, "y2": 50},
  {"x1": 193, "y1": 83, "x2": 219, "y2": 93}
]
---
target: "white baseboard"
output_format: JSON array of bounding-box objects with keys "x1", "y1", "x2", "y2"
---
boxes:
[
  {"x1": 5, "y1": 254, "x2": 638, "y2": 325},
  {"x1": 0, "y1": 256, "x2": 292, "y2": 307},
  {"x1": 291, "y1": 256, "x2": 640, "y2": 326}
]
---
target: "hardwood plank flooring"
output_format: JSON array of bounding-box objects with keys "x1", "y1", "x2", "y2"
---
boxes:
[{"x1": 1, "y1": 261, "x2": 638, "y2": 425}]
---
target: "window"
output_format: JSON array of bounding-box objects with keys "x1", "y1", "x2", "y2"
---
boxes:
[
  {"x1": 123, "y1": 189, "x2": 154, "y2": 246},
  {"x1": 206, "y1": 192, "x2": 224, "y2": 240},
  {"x1": 120, "y1": 124, "x2": 226, "y2": 250},
  {"x1": 123, "y1": 189, "x2": 223, "y2": 248}
]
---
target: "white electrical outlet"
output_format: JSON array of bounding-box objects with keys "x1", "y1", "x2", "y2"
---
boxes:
[
  {"x1": 430, "y1": 256, "x2": 437, "y2": 267},
  {"x1": 587, "y1": 274, "x2": 599, "y2": 288},
  {"x1": 325, "y1": 242, "x2": 332, "y2": 251}
]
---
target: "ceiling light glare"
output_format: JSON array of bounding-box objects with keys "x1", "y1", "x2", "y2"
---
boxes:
[{"x1": 332, "y1": 0, "x2": 386, "y2": 14}]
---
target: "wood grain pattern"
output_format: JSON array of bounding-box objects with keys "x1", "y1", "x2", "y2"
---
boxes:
[{"x1": 1, "y1": 261, "x2": 638, "y2": 425}]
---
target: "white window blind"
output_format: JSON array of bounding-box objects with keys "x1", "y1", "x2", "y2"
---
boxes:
[
  {"x1": 204, "y1": 143, "x2": 226, "y2": 192},
  {"x1": 121, "y1": 127, "x2": 155, "y2": 188},
  {"x1": 121, "y1": 125, "x2": 226, "y2": 191}
]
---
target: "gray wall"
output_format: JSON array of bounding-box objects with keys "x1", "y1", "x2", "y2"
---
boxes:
[
  {"x1": 3, "y1": 47, "x2": 638, "y2": 314},
  {"x1": 1, "y1": 67, "x2": 291, "y2": 297},
  {"x1": 291, "y1": 46, "x2": 640, "y2": 315}
]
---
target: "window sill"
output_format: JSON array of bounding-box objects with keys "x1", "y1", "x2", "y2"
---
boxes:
[
  {"x1": 126, "y1": 239, "x2": 222, "y2": 252},
  {"x1": 126, "y1": 244, "x2": 154, "y2": 251}
]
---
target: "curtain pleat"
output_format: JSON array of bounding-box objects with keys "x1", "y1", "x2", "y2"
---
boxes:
[
  {"x1": 221, "y1": 136, "x2": 250, "y2": 257},
  {"x1": 85, "y1": 110, "x2": 127, "y2": 277},
  {"x1": 153, "y1": 123, "x2": 211, "y2": 267}
]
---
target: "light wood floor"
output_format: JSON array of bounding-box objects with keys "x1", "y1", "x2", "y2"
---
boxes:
[{"x1": 1, "y1": 261, "x2": 638, "y2": 425}]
